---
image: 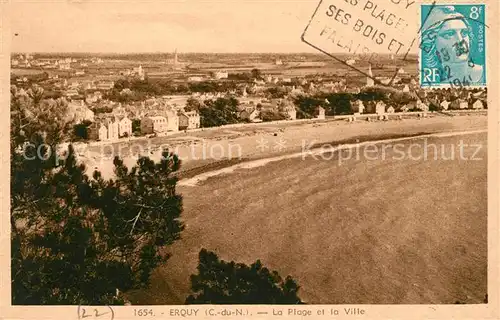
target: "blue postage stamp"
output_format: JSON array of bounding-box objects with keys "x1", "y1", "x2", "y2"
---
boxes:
[{"x1": 420, "y1": 4, "x2": 486, "y2": 88}]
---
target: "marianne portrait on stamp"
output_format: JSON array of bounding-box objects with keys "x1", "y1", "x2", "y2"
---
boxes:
[{"x1": 421, "y1": 5, "x2": 484, "y2": 85}]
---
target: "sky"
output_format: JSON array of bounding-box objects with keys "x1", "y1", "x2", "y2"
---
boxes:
[{"x1": 10, "y1": 0, "x2": 323, "y2": 53}]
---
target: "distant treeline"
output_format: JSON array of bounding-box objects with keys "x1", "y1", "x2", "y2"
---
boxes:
[
  {"x1": 105, "y1": 78, "x2": 242, "y2": 103},
  {"x1": 293, "y1": 87, "x2": 419, "y2": 118},
  {"x1": 22, "y1": 52, "x2": 419, "y2": 63}
]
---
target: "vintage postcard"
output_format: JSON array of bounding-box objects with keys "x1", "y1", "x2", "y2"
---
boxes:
[{"x1": 0, "y1": 0, "x2": 498, "y2": 319}]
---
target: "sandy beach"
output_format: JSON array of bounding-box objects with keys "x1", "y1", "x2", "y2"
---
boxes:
[{"x1": 125, "y1": 127, "x2": 487, "y2": 305}]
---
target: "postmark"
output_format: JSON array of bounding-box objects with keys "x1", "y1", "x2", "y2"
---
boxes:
[
  {"x1": 419, "y1": 4, "x2": 486, "y2": 88},
  {"x1": 301, "y1": 1, "x2": 488, "y2": 90},
  {"x1": 301, "y1": 0, "x2": 420, "y2": 86}
]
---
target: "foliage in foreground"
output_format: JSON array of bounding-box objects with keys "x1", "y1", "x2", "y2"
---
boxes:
[
  {"x1": 11, "y1": 84, "x2": 303, "y2": 305},
  {"x1": 11, "y1": 85, "x2": 184, "y2": 305},
  {"x1": 186, "y1": 249, "x2": 303, "y2": 304}
]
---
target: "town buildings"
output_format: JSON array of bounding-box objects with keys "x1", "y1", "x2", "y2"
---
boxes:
[
  {"x1": 472, "y1": 99, "x2": 484, "y2": 109},
  {"x1": 351, "y1": 100, "x2": 365, "y2": 114},
  {"x1": 64, "y1": 89, "x2": 80, "y2": 99},
  {"x1": 88, "y1": 118, "x2": 119, "y2": 141},
  {"x1": 407, "y1": 99, "x2": 429, "y2": 111},
  {"x1": 163, "y1": 109, "x2": 180, "y2": 132},
  {"x1": 214, "y1": 70, "x2": 228, "y2": 80},
  {"x1": 179, "y1": 111, "x2": 201, "y2": 130},
  {"x1": 440, "y1": 100, "x2": 450, "y2": 110},
  {"x1": 66, "y1": 100, "x2": 95, "y2": 124},
  {"x1": 117, "y1": 115, "x2": 133, "y2": 137},
  {"x1": 140, "y1": 116, "x2": 168, "y2": 135},
  {"x1": 11, "y1": 52, "x2": 489, "y2": 146},
  {"x1": 281, "y1": 104, "x2": 297, "y2": 120},
  {"x1": 88, "y1": 123, "x2": 109, "y2": 141},
  {"x1": 375, "y1": 101, "x2": 386, "y2": 115},
  {"x1": 188, "y1": 76, "x2": 205, "y2": 82},
  {"x1": 450, "y1": 99, "x2": 468, "y2": 110},
  {"x1": 96, "y1": 80, "x2": 115, "y2": 90},
  {"x1": 133, "y1": 65, "x2": 145, "y2": 79},
  {"x1": 315, "y1": 106, "x2": 326, "y2": 119},
  {"x1": 239, "y1": 106, "x2": 261, "y2": 122}
]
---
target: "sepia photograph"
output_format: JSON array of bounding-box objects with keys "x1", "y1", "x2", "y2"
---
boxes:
[{"x1": 3, "y1": 0, "x2": 498, "y2": 317}]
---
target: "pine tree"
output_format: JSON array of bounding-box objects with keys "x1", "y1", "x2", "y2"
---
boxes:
[{"x1": 11, "y1": 85, "x2": 184, "y2": 305}]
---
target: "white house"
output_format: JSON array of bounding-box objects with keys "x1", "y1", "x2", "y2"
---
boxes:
[
  {"x1": 66, "y1": 101, "x2": 94, "y2": 123},
  {"x1": 117, "y1": 115, "x2": 132, "y2": 137},
  {"x1": 214, "y1": 70, "x2": 228, "y2": 80},
  {"x1": 276, "y1": 100, "x2": 296, "y2": 120},
  {"x1": 188, "y1": 76, "x2": 204, "y2": 82},
  {"x1": 408, "y1": 99, "x2": 429, "y2": 111},
  {"x1": 96, "y1": 80, "x2": 115, "y2": 90},
  {"x1": 284, "y1": 106, "x2": 297, "y2": 120},
  {"x1": 351, "y1": 100, "x2": 365, "y2": 114},
  {"x1": 88, "y1": 123, "x2": 108, "y2": 141},
  {"x1": 450, "y1": 99, "x2": 468, "y2": 110},
  {"x1": 440, "y1": 100, "x2": 450, "y2": 110},
  {"x1": 164, "y1": 109, "x2": 179, "y2": 132},
  {"x1": 133, "y1": 65, "x2": 145, "y2": 78},
  {"x1": 85, "y1": 91, "x2": 102, "y2": 104},
  {"x1": 472, "y1": 99, "x2": 484, "y2": 109},
  {"x1": 88, "y1": 118, "x2": 119, "y2": 141},
  {"x1": 105, "y1": 118, "x2": 119, "y2": 140},
  {"x1": 178, "y1": 111, "x2": 201, "y2": 130},
  {"x1": 315, "y1": 106, "x2": 326, "y2": 119},
  {"x1": 239, "y1": 108, "x2": 260, "y2": 122},
  {"x1": 65, "y1": 89, "x2": 80, "y2": 98},
  {"x1": 59, "y1": 62, "x2": 71, "y2": 70},
  {"x1": 375, "y1": 101, "x2": 386, "y2": 115},
  {"x1": 141, "y1": 116, "x2": 168, "y2": 134}
]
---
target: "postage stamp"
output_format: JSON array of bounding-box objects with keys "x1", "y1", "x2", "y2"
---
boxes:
[{"x1": 420, "y1": 4, "x2": 486, "y2": 88}]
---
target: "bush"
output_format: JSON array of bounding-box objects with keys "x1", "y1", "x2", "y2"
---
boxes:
[
  {"x1": 199, "y1": 97, "x2": 240, "y2": 127},
  {"x1": 186, "y1": 249, "x2": 303, "y2": 304},
  {"x1": 293, "y1": 95, "x2": 325, "y2": 119},
  {"x1": 72, "y1": 120, "x2": 92, "y2": 141},
  {"x1": 260, "y1": 110, "x2": 287, "y2": 122}
]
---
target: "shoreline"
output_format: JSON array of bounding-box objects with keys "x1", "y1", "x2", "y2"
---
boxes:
[
  {"x1": 177, "y1": 128, "x2": 488, "y2": 186},
  {"x1": 77, "y1": 113, "x2": 488, "y2": 180}
]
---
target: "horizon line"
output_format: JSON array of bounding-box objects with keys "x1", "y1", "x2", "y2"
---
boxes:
[{"x1": 11, "y1": 51, "x2": 418, "y2": 55}]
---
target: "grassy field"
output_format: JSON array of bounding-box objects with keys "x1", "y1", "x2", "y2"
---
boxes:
[{"x1": 127, "y1": 132, "x2": 487, "y2": 305}]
